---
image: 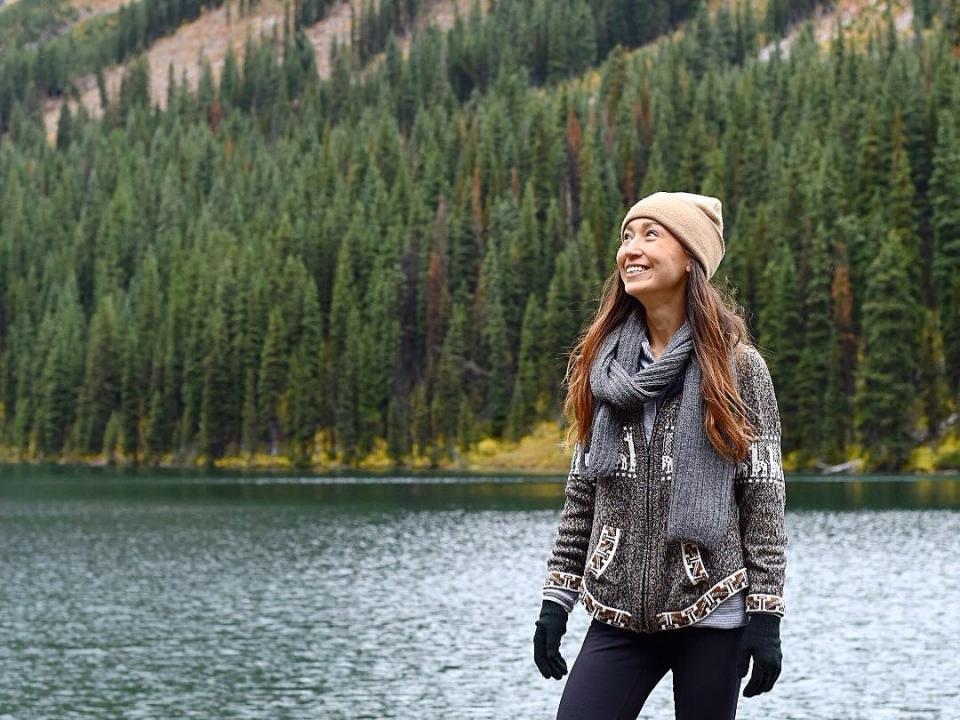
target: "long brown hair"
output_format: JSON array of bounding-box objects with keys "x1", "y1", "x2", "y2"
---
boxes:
[{"x1": 561, "y1": 259, "x2": 759, "y2": 464}]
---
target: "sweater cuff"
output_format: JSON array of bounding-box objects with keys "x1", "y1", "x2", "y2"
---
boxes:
[
  {"x1": 745, "y1": 592, "x2": 785, "y2": 617},
  {"x1": 543, "y1": 570, "x2": 583, "y2": 593},
  {"x1": 542, "y1": 571, "x2": 583, "y2": 613}
]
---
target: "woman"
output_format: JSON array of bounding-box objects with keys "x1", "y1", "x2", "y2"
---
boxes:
[{"x1": 532, "y1": 191, "x2": 787, "y2": 720}]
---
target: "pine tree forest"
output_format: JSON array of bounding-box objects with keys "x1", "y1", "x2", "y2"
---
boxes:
[{"x1": 1, "y1": 0, "x2": 959, "y2": 473}]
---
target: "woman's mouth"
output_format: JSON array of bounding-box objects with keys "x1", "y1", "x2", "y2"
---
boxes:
[{"x1": 625, "y1": 264, "x2": 651, "y2": 279}]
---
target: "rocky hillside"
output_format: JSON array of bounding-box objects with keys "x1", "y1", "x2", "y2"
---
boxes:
[
  {"x1": 759, "y1": 0, "x2": 917, "y2": 58},
  {"x1": 13, "y1": 0, "x2": 488, "y2": 143}
]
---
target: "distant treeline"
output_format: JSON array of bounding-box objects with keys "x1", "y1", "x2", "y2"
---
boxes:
[{"x1": 1, "y1": 0, "x2": 959, "y2": 471}]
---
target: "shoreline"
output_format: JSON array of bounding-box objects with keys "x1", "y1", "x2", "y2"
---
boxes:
[
  {"x1": 3, "y1": 421, "x2": 958, "y2": 476},
  {"x1": 2, "y1": 455, "x2": 959, "y2": 479}
]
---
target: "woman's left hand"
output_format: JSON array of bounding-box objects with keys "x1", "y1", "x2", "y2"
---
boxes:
[{"x1": 736, "y1": 613, "x2": 782, "y2": 697}]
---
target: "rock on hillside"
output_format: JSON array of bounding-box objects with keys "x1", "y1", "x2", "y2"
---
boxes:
[{"x1": 759, "y1": 0, "x2": 916, "y2": 59}]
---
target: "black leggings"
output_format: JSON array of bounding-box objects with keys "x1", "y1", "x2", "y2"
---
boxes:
[{"x1": 556, "y1": 618, "x2": 746, "y2": 720}]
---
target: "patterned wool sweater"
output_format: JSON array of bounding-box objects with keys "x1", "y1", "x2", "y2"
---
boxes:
[
  {"x1": 543, "y1": 334, "x2": 747, "y2": 628},
  {"x1": 541, "y1": 341, "x2": 787, "y2": 634}
]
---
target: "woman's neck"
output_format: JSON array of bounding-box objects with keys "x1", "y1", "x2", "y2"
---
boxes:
[{"x1": 644, "y1": 305, "x2": 686, "y2": 359}]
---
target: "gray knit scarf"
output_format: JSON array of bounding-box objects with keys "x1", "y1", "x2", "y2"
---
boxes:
[{"x1": 576, "y1": 308, "x2": 739, "y2": 552}]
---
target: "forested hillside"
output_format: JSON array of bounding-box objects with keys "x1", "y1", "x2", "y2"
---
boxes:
[{"x1": 1, "y1": 0, "x2": 959, "y2": 472}]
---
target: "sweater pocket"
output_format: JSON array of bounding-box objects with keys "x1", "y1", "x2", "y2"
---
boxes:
[
  {"x1": 681, "y1": 541, "x2": 710, "y2": 586},
  {"x1": 586, "y1": 523, "x2": 622, "y2": 580}
]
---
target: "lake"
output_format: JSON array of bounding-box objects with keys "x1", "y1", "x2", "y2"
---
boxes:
[{"x1": 1, "y1": 466, "x2": 957, "y2": 719}]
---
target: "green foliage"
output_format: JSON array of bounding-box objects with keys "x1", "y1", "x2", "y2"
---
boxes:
[
  {"x1": 0, "y1": 0, "x2": 76, "y2": 49},
  {"x1": 855, "y1": 230, "x2": 922, "y2": 471},
  {"x1": 0, "y1": 0, "x2": 957, "y2": 472}
]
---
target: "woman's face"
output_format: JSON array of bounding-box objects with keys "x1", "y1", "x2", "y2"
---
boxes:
[{"x1": 616, "y1": 217, "x2": 693, "y2": 305}]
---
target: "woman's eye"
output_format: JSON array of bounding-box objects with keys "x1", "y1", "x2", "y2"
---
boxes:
[{"x1": 622, "y1": 231, "x2": 657, "y2": 243}]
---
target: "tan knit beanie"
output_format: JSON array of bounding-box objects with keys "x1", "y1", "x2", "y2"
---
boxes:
[{"x1": 619, "y1": 191, "x2": 725, "y2": 279}]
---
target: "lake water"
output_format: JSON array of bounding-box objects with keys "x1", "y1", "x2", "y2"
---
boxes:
[{"x1": 1, "y1": 466, "x2": 958, "y2": 719}]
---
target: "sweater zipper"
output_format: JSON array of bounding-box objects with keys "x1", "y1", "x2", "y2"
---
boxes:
[
  {"x1": 641, "y1": 426, "x2": 651, "y2": 633},
  {"x1": 640, "y1": 399, "x2": 667, "y2": 633}
]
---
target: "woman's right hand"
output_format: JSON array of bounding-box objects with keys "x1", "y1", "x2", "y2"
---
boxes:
[{"x1": 533, "y1": 600, "x2": 569, "y2": 679}]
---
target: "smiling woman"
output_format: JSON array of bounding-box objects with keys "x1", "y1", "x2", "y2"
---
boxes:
[{"x1": 533, "y1": 191, "x2": 788, "y2": 720}]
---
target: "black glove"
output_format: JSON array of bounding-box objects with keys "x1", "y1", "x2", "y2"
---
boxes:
[
  {"x1": 737, "y1": 613, "x2": 782, "y2": 697},
  {"x1": 533, "y1": 599, "x2": 569, "y2": 680}
]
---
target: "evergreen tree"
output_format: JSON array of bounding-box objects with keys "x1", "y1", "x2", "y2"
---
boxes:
[
  {"x1": 480, "y1": 253, "x2": 512, "y2": 439},
  {"x1": 35, "y1": 287, "x2": 84, "y2": 455},
  {"x1": 77, "y1": 296, "x2": 121, "y2": 455},
  {"x1": 794, "y1": 223, "x2": 833, "y2": 465},
  {"x1": 929, "y1": 111, "x2": 960, "y2": 392},
  {"x1": 757, "y1": 238, "x2": 802, "y2": 456},
  {"x1": 55, "y1": 100, "x2": 72, "y2": 150},
  {"x1": 507, "y1": 293, "x2": 545, "y2": 440},
  {"x1": 199, "y1": 305, "x2": 230, "y2": 464},
  {"x1": 286, "y1": 279, "x2": 324, "y2": 464},
  {"x1": 257, "y1": 307, "x2": 288, "y2": 455},
  {"x1": 119, "y1": 319, "x2": 142, "y2": 463},
  {"x1": 855, "y1": 230, "x2": 920, "y2": 470},
  {"x1": 432, "y1": 303, "x2": 467, "y2": 457}
]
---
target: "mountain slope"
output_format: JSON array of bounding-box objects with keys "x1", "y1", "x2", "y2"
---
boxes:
[{"x1": 39, "y1": 0, "x2": 486, "y2": 143}]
